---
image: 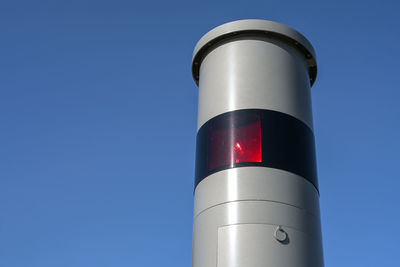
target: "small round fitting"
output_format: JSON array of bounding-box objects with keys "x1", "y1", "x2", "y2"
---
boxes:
[{"x1": 274, "y1": 226, "x2": 288, "y2": 242}]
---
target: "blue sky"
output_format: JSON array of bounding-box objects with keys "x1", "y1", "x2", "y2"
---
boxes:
[{"x1": 1, "y1": 1, "x2": 399, "y2": 266}]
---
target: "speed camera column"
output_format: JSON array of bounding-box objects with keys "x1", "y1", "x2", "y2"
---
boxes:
[{"x1": 191, "y1": 20, "x2": 323, "y2": 267}]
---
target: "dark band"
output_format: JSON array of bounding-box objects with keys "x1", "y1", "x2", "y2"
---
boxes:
[{"x1": 195, "y1": 109, "x2": 318, "y2": 191}]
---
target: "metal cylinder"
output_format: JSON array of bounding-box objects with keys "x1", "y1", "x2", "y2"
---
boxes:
[{"x1": 191, "y1": 19, "x2": 323, "y2": 267}]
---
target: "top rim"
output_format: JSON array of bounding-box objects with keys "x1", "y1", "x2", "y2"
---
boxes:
[{"x1": 191, "y1": 19, "x2": 318, "y2": 87}]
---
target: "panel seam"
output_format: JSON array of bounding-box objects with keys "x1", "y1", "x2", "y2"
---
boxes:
[{"x1": 194, "y1": 198, "x2": 319, "y2": 219}]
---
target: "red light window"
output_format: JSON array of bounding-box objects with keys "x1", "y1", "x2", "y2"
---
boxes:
[{"x1": 207, "y1": 114, "x2": 262, "y2": 171}]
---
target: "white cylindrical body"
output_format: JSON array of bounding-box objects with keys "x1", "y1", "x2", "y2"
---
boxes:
[{"x1": 191, "y1": 20, "x2": 323, "y2": 267}]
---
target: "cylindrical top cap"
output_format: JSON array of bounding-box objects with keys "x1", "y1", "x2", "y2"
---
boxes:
[{"x1": 192, "y1": 19, "x2": 318, "y2": 86}]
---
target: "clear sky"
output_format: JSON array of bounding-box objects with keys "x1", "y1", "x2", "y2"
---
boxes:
[{"x1": 1, "y1": 0, "x2": 399, "y2": 266}]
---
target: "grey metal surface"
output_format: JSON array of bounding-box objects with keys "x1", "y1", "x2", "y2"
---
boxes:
[
  {"x1": 191, "y1": 19, "x2": 323, "y2": 267},
  {"x1": 196, "y1": 36, "x2": 314, "y2": 130},
  {"x1": 218, "y1": 224, "x2": 323, "y2": 267},
  {"x1": 194, "y1": 167, "x2": 320, "y2": 217},
  {"x1": 192, "y1": 201, "x2": 323, "y2": 267}
]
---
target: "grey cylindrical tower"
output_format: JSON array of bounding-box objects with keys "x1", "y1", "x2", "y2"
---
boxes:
[{"x1": 191, "y1": 20, "x2": 323, "y2": 267}]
